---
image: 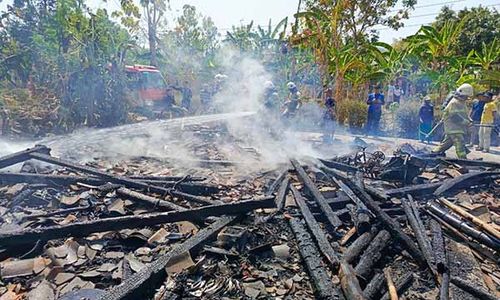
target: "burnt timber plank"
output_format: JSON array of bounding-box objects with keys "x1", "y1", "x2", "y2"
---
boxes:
[
  {"x1": 0, "y1": 172, "x2": 217, "y2": 196},
  {"x1": 380, "y1": 273, "x2": 414, "y2": 300},
  {"x1": 343, "y1": 227, "x2": 379, "y2": 264},
  {"x1": 288, "y1": 218, "x2": 344, "y2": 300},
  {"x1": 385, "y1": 182, "x2": 441, "y2": 198},
  {"x1": 401, "y1": 197, "x2": 436, "y2": 277},
  {"x1": 363, "y1": 272, "x2": 385, "y2": 300},
  {"x1": 266, "y1": 168, "x2": 289, "y2": 196},
  {"x1": 318, "y1": 158, "x2": 359, "y2": 173},
  {"x1": 339, "y1": 261, "x2": 366, "y2": 300},
  {"x1": 291, "y1": 159, "x2": 342, "y2": 228},
  {"x1": 0, "y1": 197, "x2": 275, "y2": 246},
  {"x1": 275, "y1": 176, "x2": 290, "y2": 210},
  {"x1": 321, "y1": 166, "x2": 427, "y2": 267},
  {"x1": 28, "y1": 151, "x2": 217, "y2": 205},
  {"x1": 434, "y1": 171, "x2": 500, "y2": 197},
  {"x1": 354, "y1": 230, "x2": 391, "y2": 280},
  {"x1": 116, "y1": 187, "x2": 186, "y2": 211},
  {"x1": 0, "y1": 145, "x2": 50, "y2": 169},
  {"x1": 331, "y1": 176, "x2": 371, "y2": 234},
  {"x1": 129, "y1": 175, "x2": 206, "y2": 181},
  {"x1": 290, "y1": 185, "x2": 340, "y2": 267},
  {"x1": 98, "y1": 216, "x2": 236, "y2": 300}
]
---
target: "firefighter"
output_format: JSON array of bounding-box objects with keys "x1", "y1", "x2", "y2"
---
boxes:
[
  {"x1": 432, "y1": 83, "x2": 474, "y2": 159},
  {"x1": 282, "y1": 82, "x2": 301, "y2": 119},
  {"x1": 263, "y1": 81, "x2": 279, "y2": 114}
]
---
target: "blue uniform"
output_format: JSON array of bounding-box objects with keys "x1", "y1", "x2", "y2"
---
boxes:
[
  {"x1": 366, "y1": 93, "x2": 385, "y2": 135},
  {"x1": 470, "y1": 100, "x2": 485, "y2": 122},
  {"x1": 419, "y1": 102, "x2": 434, "y2": 141}
]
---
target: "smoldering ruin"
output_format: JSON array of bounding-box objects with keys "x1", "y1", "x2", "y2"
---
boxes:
[{"x1": 0, "y1": 108, "x2": 499, "y2": 300}]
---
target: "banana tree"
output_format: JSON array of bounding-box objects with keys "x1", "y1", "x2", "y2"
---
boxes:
[{"x1": 472, "y1": 38, "x2": 499, "y2": 88}]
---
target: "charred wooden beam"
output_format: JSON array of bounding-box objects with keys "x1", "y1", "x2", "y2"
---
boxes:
[
  {"x1": 128, "y1": 175, "x2": 206, "y2": 182},
  {"x1": 339, "y1": 261, "x2": 366, "y2": 300},
  {"x1": 291, "y1": 159, "x2": 342, "y2": 228},
  {"x1": 354, "y1": 230, "x2": 391, "y2": 280},
  {"x1": 385, "y1": 182, "x2": 441, "y2": 199},
  {"x1": 433, "y1": 171, "x2": 500, "y2": 196},
  {"x1": 275, "y1": 176, "x2": 290, "y2": 211},
  {"x1": 290, "y1": 185, "x2": 340, "y2": 267},
  {"x1": 440, "y1": 272, "x2": 450, "y2": 300},
  {"x1": 427, "y1": 203, "x2": 500, "y2": 250},
  {"x1": 363, "y1": 272, "x2": 385, "y2": 300},
  {"x1": 450, "y1": 277, "x2": 497, "y2": 300},
  {"x1": 0, "y1": 145, "x2": 50, "y2": 169},
  {"x1": 380, "y1": 273, "x2": 414, "y2": 300},
  {"x1": 0, "y1": 197, "x2": 275, "y2": 246},
  {"x1": 0, "y1": 172, "x2": 218, "y2": 196},
  {"x1": 288, "y1": 218, "x2": 343, "y2": 300},
  {"x1": 322, "y1": 166, "x2": 427, "y2": 267},
  {"x1": 116, "y1": 188, "x2": 186, "y2": 211},
  {"x1": 430, "y1": 220, "x2": 447, "y2": 274},
  {"x1": 266, "y1": 168, "x2": 289, "y2": 196},
  {"x1": 332, "y1": 175, "x2": 371, "y2": 234},
  {"x1": 318, "y1": 158, "x2": 359, "y2": 173},
  {"x1": 98, "y1": 216, "x2": 236, "y2": 300},
  {"x1": 343, "y1": 226, "x2": 379, "y2": 264},
  {"x1": 27, "y1": 152, "x2": 217, "y2": 205},
  {"x1": 9, "y1": 188, "x2": 34, "y2": 208},
  {"x1": 401, "y1": 197, "x2": 435, "y2": 276},
  {"x1": 326, "y1": 194, "x2": 352, "y2": 209},
  {"x1": 22, "y1": 203, "x2": 93, "y2": 220}
]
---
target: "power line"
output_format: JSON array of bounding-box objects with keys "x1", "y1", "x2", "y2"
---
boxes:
[
  {"x1": 374, "y1": 3, "x2": 500, "y2": 30},
  {"x1": 388, "y1": 0, "x2": 465, "y2": 12}
]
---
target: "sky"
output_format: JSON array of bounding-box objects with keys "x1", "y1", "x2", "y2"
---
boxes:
[{"x1": 1, "y1": 0, "x2": 499, "y2": 43}]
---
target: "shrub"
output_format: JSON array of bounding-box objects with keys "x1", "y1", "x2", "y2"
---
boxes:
[
  {"x1": 394, "y1": 99, "x2": 421, "y2": 139},
  {"x1": 337, "y1": 99, "x2": 367, "y2": 129}
]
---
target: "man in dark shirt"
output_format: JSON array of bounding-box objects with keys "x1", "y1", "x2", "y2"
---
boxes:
[
  {"x1": 173, "y1": 81, "x2": 192, "y2": 112},
  {"x1": 468, "y1": 92, "x2": 487, "y2": 146},
  {"x1": 365, "y1": 85, "x2": 385, "y2": 136},
  {"x1": 322, "y1": 88, "x2": 336, "y2": 144},
  {"x1": 419, "y1": 96, "x2": 434, "y2": 143}
]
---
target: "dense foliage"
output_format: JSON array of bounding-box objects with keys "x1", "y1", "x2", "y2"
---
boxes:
[{"x1": 0, "y1": 0, "x2": 498, "y2": 136}]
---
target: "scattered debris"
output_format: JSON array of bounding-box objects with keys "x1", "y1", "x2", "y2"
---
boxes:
[{"x1": 0, "y1": 130, "x2": 498, "y2": 300}]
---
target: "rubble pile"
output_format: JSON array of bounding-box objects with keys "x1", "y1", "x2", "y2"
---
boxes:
[{"x1": 0, "y1": 125, "x2": 499, "y2": 300}]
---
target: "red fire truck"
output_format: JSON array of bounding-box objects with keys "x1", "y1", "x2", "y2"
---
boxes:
[{"x1": 124, "y1": 65, "x2": 171, "y2": 107}]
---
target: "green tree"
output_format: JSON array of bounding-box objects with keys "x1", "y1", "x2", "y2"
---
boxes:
[
  {"x1": 434, "y1": 6, "x2": 500, "y2": 56},
  {"x1": 140, "y1": 0, "x2": 168, "y2": 66}
]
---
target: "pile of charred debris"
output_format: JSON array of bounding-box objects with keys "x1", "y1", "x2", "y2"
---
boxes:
[{"x1": 0, "y1": 133, "x2": 499, "y2": 300}]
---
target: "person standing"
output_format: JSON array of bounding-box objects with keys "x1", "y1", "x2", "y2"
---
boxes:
[
  {"x1": 365, "y1": 85, "x2": 385, "y2": 136},
  {"x1": 321, "y1": 88, "x2": 336, "y2": 144},
  {"x1": 393, "y1": 84, "x2": 404, "y2": 103},
  {"x1": 173, "y1": 81, "x2": 192, "y2": 112},
  {"x1": 418, "y1": 96, "x2": 434, "y2": 143},
  {"x1": 468, "y1": 92, "x2": 488, "y2": 146},
  {"x1": 432, "y1": 83, "x2": 474, "y2": 159},
  {"x1": 477, "y1": 92, "x2": 497, "y2": 153}
]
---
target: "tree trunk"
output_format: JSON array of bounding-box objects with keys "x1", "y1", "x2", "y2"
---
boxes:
[{"x1": 148, "y1": 21, "x2": 158, "y2": 66}]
